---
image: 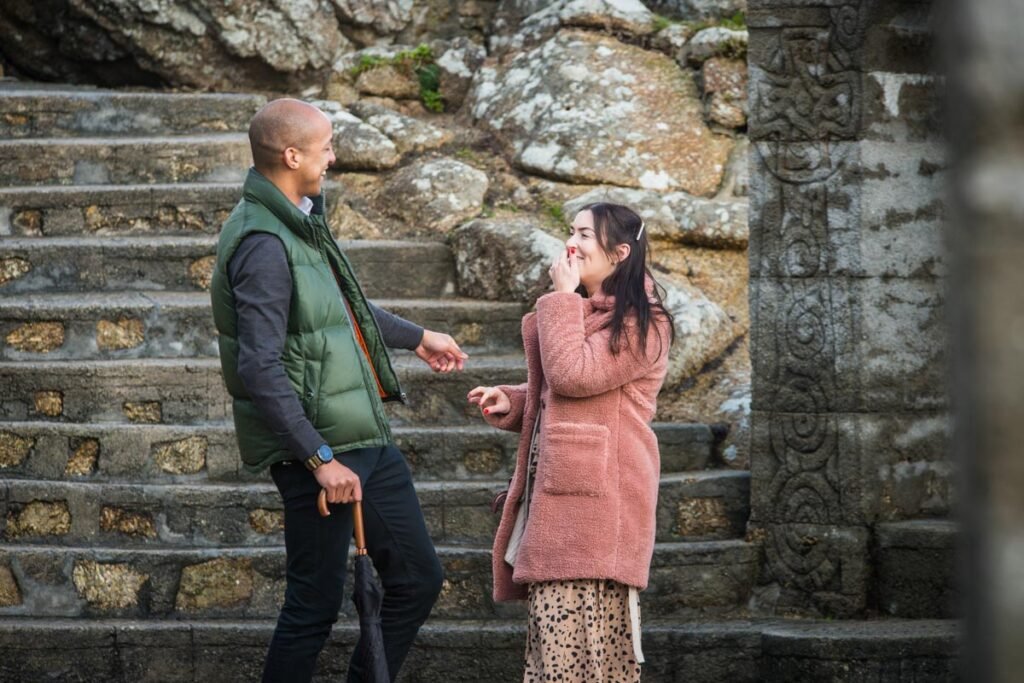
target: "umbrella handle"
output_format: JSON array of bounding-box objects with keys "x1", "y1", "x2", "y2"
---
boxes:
[{"x1": 317, "y1": 489, "x2": 369, "y2": 556}]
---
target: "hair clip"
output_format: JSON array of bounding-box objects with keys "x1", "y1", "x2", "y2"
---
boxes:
[{"x1": 636, "y1": 220, "x2": 645, "y2": 241}]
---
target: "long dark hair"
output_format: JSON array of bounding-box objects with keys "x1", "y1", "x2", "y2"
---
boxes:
[{"x1": 577, "y1": 202, "x2": 675, "y2": 357}]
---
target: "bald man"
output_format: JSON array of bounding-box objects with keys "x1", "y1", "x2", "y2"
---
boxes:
[{"x1": 210, "y1": 99, "x2": 465, "y2": 683}]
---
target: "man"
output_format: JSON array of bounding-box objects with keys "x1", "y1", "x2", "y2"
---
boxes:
[{"x1": 210, "y1": 99, "x2": 467, "y2": 682}]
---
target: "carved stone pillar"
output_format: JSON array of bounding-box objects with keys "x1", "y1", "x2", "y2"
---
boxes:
[{"x1": 747, "y1": 0, "x2": 947, "y2": 616}]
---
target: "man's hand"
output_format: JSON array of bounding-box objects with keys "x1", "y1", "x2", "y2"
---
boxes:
[
  {"x1": 313, "y1": 460, "x2": 362, "y2": 503},
  {"x1": 415, "y1": 329, "x2": 468, "y2": 373},
  {"x1": 467, "y1": 385, "x2": 511, "y2": 416}
]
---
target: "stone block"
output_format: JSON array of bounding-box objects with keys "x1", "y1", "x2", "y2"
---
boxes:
[
  {"x1": 655, "y1": 423, "x2": 715, "y2": 471},
  {"x1": 188, "y1": 255, "x2": 215, "y2": 290},
  {"x1": 868, "y1": 412, "x2": 953, "y2": 520},
  {"x1": 757, "y1": 522, "x2": 870, "y2": 617},
  {"x1": 748, "y1": 142, "x2": 862, "y2": 279},
  {"x1": 96, "y1": 317, "x2": 145, "y2": 351},
  {"x1": 151, "y1": 435, "x2": 207, "y2": 474},
  {"x1": 857, "y1": 277, "x2": 947, "y2": 411},
  {"x1": 750, "y1": 276, "x2": 947, "y2": 413},
  {"x1": 32, "y1": 390, "x2": 63, "y2": 417},
  {"x1": 0, "y1": 257, "x2": 31, "y2": 286},
  {"x1": 99, "y1": 506, "x2": 157, "y2": 539},
  {"x1": 858, "y1": 139, "x2": 947, "y2": 277},
  {"x1": 749, "y1": 410, "x2": 865, "y2": 526},
  {"x1": 0, "y1": 565, "x2": 20, "y2": 606},
  {"x1": 0, "y1": 622, "x2": 117, "y2": 682},
  {"x1": 124, "y1": 401, "x2": 161, "y2": 424},
  {"x1": 863, "y1": 71, "x2": 944, "y2": 143},
  {"x1": 0, "y1": 431, "x2": 33, "y2": 468},
  {"x1": 5, "y1": 321, "x2": 64, "y2": 353},
  {"x1": 860, "y1": 0, "x2": 939, "y2": 75},
  {"x1": 760, "y1": 619, "x2": 959, "y2": 682},
  {"x1": 175, "y1": 557, "x2": 254, "y2": 612},
  {"x1": 875, "y1": 519, "x2": 958, "y2": 618},
  {"x1": 248, "y1": 509, "x2": 284, "y2": 535},
  {"x1": 748, "y1": 277, "x2": 859, "y2": 414},
  {"x1": 645, "y1": 541, "x2": 759, "y2": 616},
  {"x1": 116, "y1": 623, "x2": 195, "y2": 683},
  {"x1": 656, "y1": 472, "x2": 750, "y2": 541},
  {"x1": 65, "y1": 437, "x2": 99, "y2": 476},
  {"x1": 72, "y1": 560, "x2": 149, "y2": 610},
  {"x1": 748, "y1": 25, "x2": 862, "y2": 143},
  {"x1": 5, "y1": 500, "x2": 71, "y2": 538}
]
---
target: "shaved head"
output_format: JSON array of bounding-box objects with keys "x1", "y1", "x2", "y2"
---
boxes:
[{"x1": 248, "y1": 98, "x2": 332, "y2": 172}]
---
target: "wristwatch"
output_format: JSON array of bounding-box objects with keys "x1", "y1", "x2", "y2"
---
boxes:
[{"x1": 304, "y1": 444, "x2": 334, "y2": 471}]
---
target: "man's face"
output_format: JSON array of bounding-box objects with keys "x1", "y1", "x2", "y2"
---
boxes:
[{"x1": 295, "y1": 116, "x2": 335, "y2": 197}]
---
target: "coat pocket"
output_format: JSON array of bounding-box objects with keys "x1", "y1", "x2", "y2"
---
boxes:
[{"x1": 539, "y1": 423, "x2": 610, "y2": 497}]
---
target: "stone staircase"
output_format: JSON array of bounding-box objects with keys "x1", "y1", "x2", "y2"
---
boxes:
[{"x1": 0, "y1": 84, "x2": 958, "y2": 682}]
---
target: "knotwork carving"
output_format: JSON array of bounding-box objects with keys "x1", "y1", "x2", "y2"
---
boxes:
[{"x1": 752, "y1": 2, "x2": 866, "y2": 601}]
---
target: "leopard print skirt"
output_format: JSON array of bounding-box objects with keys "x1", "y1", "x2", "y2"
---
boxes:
[{"x1": 523, "y1": 579, "x2": 641, "y2": 682}]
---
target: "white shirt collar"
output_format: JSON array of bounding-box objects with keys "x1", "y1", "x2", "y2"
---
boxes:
[{"x1": 297, "y1": 196, "x2": 314, "y2": 216}]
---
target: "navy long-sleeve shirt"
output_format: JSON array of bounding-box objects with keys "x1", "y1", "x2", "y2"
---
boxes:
[{"x1": 228, "y1": 232, "x2": 423, "y2": 461}]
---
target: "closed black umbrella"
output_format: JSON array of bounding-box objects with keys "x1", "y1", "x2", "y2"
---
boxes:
[{"x1": 318, "y1": 490, "x2": 390, "y2": 683}]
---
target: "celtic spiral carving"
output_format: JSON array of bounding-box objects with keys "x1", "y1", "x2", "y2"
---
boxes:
[
  {"x1": 752, "y1": 2, "x2": 865, "y2": 604},
  {"x1": 766, "y1": 523, "x2": 842, "y2": 592}
]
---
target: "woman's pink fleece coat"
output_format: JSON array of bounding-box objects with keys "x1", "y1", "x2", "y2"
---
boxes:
[{"x1": 484, "y1": 288, "x2": 671, "y2": 602}]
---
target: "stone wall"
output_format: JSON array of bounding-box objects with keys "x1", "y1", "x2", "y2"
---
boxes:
[
  {"x1": 746, "y1": 0, "x2": 948, "y2": 617},
  {"x1": 0, "y1": 0, "x2": 500, "y2": 91}
]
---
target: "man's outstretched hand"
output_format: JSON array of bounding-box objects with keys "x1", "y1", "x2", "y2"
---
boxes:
[{"x1": 415, "y1": 329, "x2": 468, "y2": 373}]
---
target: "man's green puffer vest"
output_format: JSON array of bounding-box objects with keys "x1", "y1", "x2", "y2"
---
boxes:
[{"x1": 211, "y1": 168, "x2": 405, "y2": 473}]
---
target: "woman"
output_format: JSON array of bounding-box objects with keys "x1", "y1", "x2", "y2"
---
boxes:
[{"x1": 467, "y1": 203, "x2": 674, "y2": 682}]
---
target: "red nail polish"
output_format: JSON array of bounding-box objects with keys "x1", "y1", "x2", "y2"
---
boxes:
[{"x1": 483, "y1": 409, "x2": 490, "y2": 415}]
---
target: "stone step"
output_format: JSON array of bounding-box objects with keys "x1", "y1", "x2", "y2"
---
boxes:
[
  {"x1": 0, "y1": 617, "x2": 961, "y2": 683},
  {"x1": 0, "y1": 471, "x2": 749, "y2": 548},
  {"x1": 0, "y1": 134, "x2": 251, "y2": 186},
  {"x1": 0, "y1": 236, "x2": 457, "y2": 298},
  {"x1": 0, "y1": 356, "x2": 526, "y2": 426},
  {"x1": 0, "y1": 183, "x2": 242, "y2": 237},
  {"x1": 0, "y1": 540, "x2": 759, "y2": 621},
  {"x1": 0, "y1": 421, "x2": 714, "y2": 483},
  {"x1": 758, "y1": 618, "x2": 960, "y2": 681},
  {"x1": 0, "y1": 292, "x2": 526, "y2": 359},
  {"x1": 0, "y1": 87, "x2": 265, "y2": 139},
  {"x1": 874, "y1": 518, "x2": 958, "y2": 619}
]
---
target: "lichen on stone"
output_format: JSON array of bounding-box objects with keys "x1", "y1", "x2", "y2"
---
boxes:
[
  {"x1": 675, "y1": 497, "x2": 730, "y2": 537},
  {"x1": 123, "y1": 401, "x2": 161, "y2": 424},
  {"x1": 248, "y1": 509, "x2": 284, "y2": 535},
  {"x1": 72, "y1": 561, "x2": 148, "y2": 610},
  {"x1": 464, "y1": 448, "x2": 503, "y2": 474},
  {"x1": 100, "y1": 506, "x2": 157, "y2": 538},
  {"x1": 33, "y1": 391, "x2": 63, "y2": 417},
  {"x1": 0, "y1": 258, "x2": 31, "y2": 286},
  {"x1": 188, "y1": 256, "x2": 216, "y2": 290},
  {"x1": 65, "y1": 438, "x2": 100, "y2": 476},
  {"x1": 96, "y1": 317, "x2": 145, "y2": 351},
  {"x1": 6, "y1": 321, "x2": 65, "y2": 353},
  {"x1": 12, "y1": 210, "x2": 42, "y2": 236},
  {"x1": 175, "y1": 557, "x2": 254, "y2": 611},
  {"x1": 0, "y1": 565, "x2": 22, "y2": 606},
  {"x1": 5, "y1": 500, "x2": 72, "y2": 538},
  {"x1": 152, "y1": 435, "x2": 206, "y2": 474},
  {"x1": 0, "y1": 431, "x2": 34, "y2": 468}
]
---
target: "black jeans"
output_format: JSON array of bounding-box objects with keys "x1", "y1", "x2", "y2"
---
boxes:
[{"x1": 261, "y1": 444, "x2": 444, "y2": 683}]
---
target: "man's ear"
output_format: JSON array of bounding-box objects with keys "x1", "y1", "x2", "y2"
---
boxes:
[
  {"x1": 615, "y1": 243, "x2": 631, "y2": 263},
  {"x1": 282, "y1": 146, "x2": 301, "y2": 170}
]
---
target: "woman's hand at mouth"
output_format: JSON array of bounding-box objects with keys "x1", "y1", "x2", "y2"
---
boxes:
[{"x1": 549, "y1": 246, "x2": 580, "y2": 294}]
